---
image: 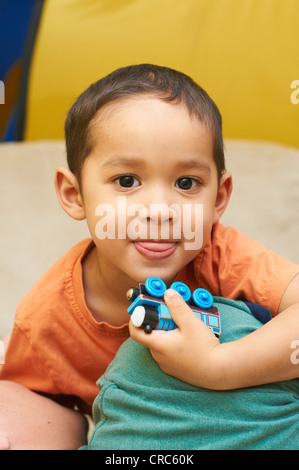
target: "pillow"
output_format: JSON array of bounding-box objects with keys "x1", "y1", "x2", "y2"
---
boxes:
[{"x1": 87, "y1": 298, "x2": 299, "y2": 450}]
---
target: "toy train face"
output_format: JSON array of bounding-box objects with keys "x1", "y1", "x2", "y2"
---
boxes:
[{"x1": 127, "y1": 276, "x2": 221, "y2": 336}]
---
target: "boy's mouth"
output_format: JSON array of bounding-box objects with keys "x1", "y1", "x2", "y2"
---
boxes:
[{"x1": 133, "y1": 241, "x2": 177, "y2": 259}]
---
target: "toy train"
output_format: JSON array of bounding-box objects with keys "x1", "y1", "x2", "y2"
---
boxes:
[{"x1": 127, "y1": 276, "x2": 221, "y2": 336}]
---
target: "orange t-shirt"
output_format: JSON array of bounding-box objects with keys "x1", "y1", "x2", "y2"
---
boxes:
[
  {"x1": 177, "y1": 223, "x2": 299, "y2": 313},
  {"x1": 1, "y1": 223, "x2": 298, "y2": 413},
  {"x1": 0, "y1": 238, "x2": 130, "y2": 414}
]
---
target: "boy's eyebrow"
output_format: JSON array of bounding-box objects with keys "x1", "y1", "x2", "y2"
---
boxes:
[
  {"x1": 175, "y1": 159, "x2": 212, "y2": 173},
  {"x1": 100, "y1": 156, "x2": 212, "y2": 172},
  {"x1": 100, "y1": 156, "x2": 145, "y2": 169}
]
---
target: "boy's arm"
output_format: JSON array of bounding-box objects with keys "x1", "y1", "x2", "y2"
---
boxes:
[
  {"x1": 278, "y1": 273, "x2": 299, "y2": 313},
  {"x1": 0, "y1": 324, "x2": 61, "y2": 393},
  {"x1": 129, "y1": 275, "x2": 299, "y2": 390}
]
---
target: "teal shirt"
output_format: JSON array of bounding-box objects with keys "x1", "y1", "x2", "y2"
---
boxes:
[{"x1": 88, "y1": 298, "x2": 299, "y2": 450}]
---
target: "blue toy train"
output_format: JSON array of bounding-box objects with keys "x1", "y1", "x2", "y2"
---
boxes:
[{"x1": 127, "y1": 276, "x2": 221, "y2": 336}]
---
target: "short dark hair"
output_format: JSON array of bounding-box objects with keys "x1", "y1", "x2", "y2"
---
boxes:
[{"x1": 65, "y1": 64, "x2": 225, "y2": 185}]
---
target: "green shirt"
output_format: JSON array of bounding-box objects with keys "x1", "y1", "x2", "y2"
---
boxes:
[{"x1": 88, "y1": 298, "x2": 299, "y2": 450}]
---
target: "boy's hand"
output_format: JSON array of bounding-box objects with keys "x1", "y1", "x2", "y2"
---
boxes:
[
  {"x1": 129, "y1": 289, "x2": 224, "y2": 389},
  {"x1": 130, "y1": 283, "x2": 299, "y2": 390}
]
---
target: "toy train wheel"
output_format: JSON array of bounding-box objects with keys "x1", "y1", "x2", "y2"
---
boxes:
[
  {"x1": 170, "y1": 281, "x2": 191, "y2": 301},
  {"x1": 145, "y1": 277, "x2": 167, "y2": 297},
  {"x1": 192, "y1": 288, "x2": 213, "y2": 308}
]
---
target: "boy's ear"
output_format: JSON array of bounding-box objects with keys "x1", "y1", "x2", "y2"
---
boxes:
[
  {"x1": 55, "y1": 167, "x2": 86, "y2": 220},
  {"x1": 213, "y1": 171, "x2": 233, "y2": 223}
]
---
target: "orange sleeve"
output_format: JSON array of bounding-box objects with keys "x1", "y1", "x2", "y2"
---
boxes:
[
  {"x1": 0, "y1": 239, "x2": 129, "y2": 414},
  {"x1": 193, "y1": 223, "x2": 299, "y2": 316},
  {"x1": 0, "y1": 322, "x2": 60, "y2": 394}
]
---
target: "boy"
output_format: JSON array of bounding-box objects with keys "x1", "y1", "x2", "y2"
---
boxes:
[{"x1": 1, "y1": 64, "x2": 299, "y2": 449}]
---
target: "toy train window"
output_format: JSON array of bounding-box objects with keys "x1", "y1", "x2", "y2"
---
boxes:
[{"x1": 207, "y1": 314, "x2": 220, "y2": 328}]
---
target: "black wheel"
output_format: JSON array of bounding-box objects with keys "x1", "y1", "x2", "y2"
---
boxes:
[{"x1": 144, "y1": 324, "x2": 153, "y2": 334}]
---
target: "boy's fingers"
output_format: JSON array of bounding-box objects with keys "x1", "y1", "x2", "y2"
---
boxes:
[
  {"x1": 129, "y1": 288, "x2": 203, "y2": 344},
  {"x1": 128, "y1": 321, "x2": 166, "y2": 349},
  {"x1": 164, "y1": 289, "x2": 200, "y2": 331},
  {"x1": 0, "y1": 436, "x2": 11, "y2": 450}
]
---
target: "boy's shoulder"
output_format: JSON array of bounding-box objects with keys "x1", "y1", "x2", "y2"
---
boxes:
[
  {"x1": 15, "y1": 238, "x2": 94, "y2": 323},
  {"x1": 197, "y1": 223, "x2": 261, "y2": 268},
  {"x1": 190, "y1": 223, "x2": 299, "y2": 315},
  {"x1": 210, "y1": 222, "x2": 255, "y2": 246},
  {"x1": 205, "y1": 222, "x2": 279, "y2": 258}
]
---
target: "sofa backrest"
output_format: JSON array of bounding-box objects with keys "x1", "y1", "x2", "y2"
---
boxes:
[{"x1": 15, "y1": 0, "x2": 299, "y2": 148}]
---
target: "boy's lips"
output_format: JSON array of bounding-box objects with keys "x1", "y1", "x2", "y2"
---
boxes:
[{"x1": 133, "y1": 241, "x2": 177, "y2": 259}]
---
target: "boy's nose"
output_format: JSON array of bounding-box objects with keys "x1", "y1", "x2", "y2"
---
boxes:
[
  {"x1": 137, "y1": 201, "x2": 180, "y2": 224},
  {"x1": 132, "y1": 186, "x2": 181, "y2": 232}
]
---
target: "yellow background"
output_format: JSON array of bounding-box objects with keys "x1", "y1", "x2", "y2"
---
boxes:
[{"x1": 24, "y1": 0, "x2": 299, "y2": 147}]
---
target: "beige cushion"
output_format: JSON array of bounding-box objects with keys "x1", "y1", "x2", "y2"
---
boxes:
[
  {"x1": 0, "y1": 140, "x2": 298, "y2": 335},
  {"x1": 222, "y1": 140, "x2": 299, "y2": 263},
  {"x1": 0, "y1": 141, "x2": 89, "y2": 335}
]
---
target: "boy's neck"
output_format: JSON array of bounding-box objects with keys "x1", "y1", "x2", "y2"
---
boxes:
[{"x1": 81, "y1": 245, "x2": 133, "y2": 326}]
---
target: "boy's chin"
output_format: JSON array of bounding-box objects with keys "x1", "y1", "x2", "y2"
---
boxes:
[{"x1": 127, "y1": 266, "x2": 179, "y2": 287}]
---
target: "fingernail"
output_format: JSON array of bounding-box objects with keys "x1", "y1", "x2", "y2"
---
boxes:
[{"x1": 164, "y1": 289, "x2": 178, "y2": 298}]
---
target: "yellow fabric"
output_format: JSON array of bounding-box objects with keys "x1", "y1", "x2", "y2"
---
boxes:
[{"x1": 25, "y1": 0, "x2": 299, "y2": 147}]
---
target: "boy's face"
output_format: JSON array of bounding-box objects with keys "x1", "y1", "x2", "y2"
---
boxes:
[{"x1": 79, "y1": 96, "x2": 229, "y2": 286}]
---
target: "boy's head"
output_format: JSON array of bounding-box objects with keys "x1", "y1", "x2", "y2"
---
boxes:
[
  {"x1": 57, "y1": 64, "x2": 232, "y2": 285},
  {"x1": 65, "y1": 64, "x2": 225, "y2": 187}
]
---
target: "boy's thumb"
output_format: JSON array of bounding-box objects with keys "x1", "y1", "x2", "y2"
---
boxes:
[{"x1": 164, "y1": 289, "x2": 197, "y2": 330}]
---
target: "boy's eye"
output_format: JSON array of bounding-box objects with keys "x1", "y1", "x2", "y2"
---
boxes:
[
  {"x1": 115, "y1": 175, "x2": 140, "y2": 188},
  {"x1": 175, "y1": 177, "x2": 200, "y2": 191}
]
